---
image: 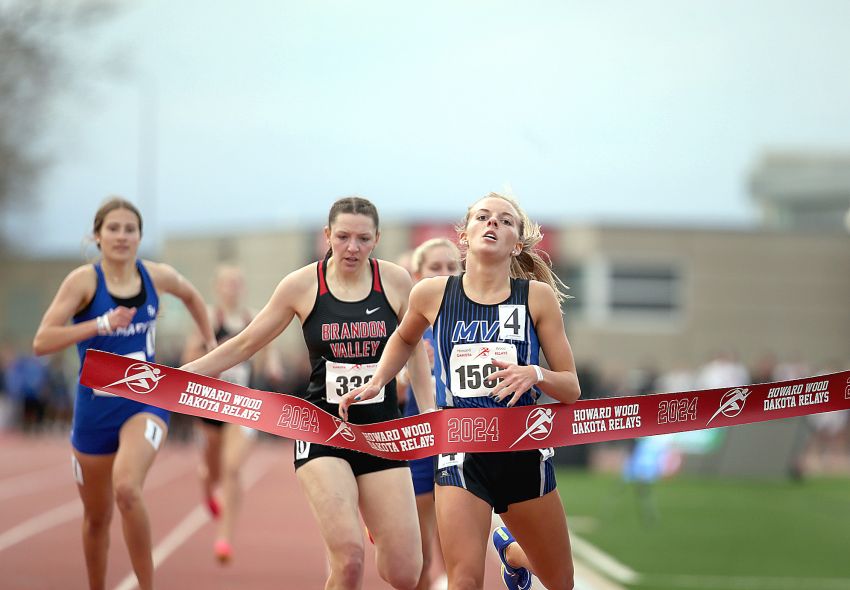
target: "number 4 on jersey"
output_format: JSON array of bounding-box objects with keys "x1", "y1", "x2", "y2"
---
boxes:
[{"x1": 498, "y1": 305, "x2": 525, "y2": 341}]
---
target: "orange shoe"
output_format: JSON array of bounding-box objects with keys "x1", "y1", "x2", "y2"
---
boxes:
[{"x1": 214, "y1": 539, "x2": 232, "y2": 564}]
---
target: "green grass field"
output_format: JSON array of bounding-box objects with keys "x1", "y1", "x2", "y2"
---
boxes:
[{"x1": 555, "y1": 468, "x2": 850, "y2": 590}]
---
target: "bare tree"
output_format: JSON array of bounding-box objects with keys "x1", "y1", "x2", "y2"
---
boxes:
[{"x1": 0, "y1": 0, "x2": 119, "y2": 243}]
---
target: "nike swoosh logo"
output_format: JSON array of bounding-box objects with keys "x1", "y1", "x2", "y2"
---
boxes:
[{"x1": 366, "y1": 307, "x2": 380, "y2": 315}]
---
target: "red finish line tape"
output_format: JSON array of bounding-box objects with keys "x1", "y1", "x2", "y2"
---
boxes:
[{"x1": 81, "y1": 350, "x2": 850, "y2": 460}]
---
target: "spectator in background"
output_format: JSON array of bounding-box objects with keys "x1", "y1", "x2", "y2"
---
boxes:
[
  {"x1": 4, "y1": 350, "x2": 49, "y2": 432},
  {"x1": 44, "y1": 352, "x2": 73, "y2": 431},
  {"x1": 0, "y1": 344, "x2": 14, "y2": 430},
  {"x1": 749, "y1": 352, "x2": 778, "y2": 385},
  {"x1": 773, "y1": 354, "x2": 810, "y2": 382},
  {"x1": 789, "y1": 361, "x2": 849, "y2": 480},
  {"x1": 655, "y1": 362, "x2": 696, "y2": 395},
  {"x1": 697, "y1": 351, "x2": 749, "y2": 390}
]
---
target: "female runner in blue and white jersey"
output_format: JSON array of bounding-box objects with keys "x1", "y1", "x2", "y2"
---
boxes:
[
  {"x1": 403, "y1": 238, "x2": 460, "y2": 590},
  {"x1": 34, "y1": 197, "x2": 216, "y2": 590},
  {"x1": 341, "y1": 193, "x2": 580, "y2": 590}
]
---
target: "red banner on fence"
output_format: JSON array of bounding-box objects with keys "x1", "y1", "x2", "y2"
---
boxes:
[{"x1": 81, "y1": 350, "x2": 850, "y2": 460}]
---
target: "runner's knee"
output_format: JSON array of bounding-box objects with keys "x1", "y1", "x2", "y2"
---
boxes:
[
  {"x1": 329, "y1": 543, "x2": 365, "y2": 587},
  {"x1": 379, "y1": 555, "x2": 421, "y2": 590},
  {"x1": 82, "y1": 509, "x2": 112, "y2": 532},
  {"x1": 113, "y1": 481, "x2": 143, "y2": 513},
  {"x1": 382, "y1": 569, "x2": 419, "y2": 590}
]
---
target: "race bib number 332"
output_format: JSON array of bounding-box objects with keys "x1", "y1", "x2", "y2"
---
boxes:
[{"x1": 325, "y1": 361, "x2": 385, "y2": 405}]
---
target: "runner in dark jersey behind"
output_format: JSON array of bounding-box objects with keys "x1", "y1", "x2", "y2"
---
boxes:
[
  {"x1": 182, "y1": 264, "x2": 265, "y2": 563},
  {"x1": 341, "y1": 193, "x2": 581, "y2": 590},
  {"x1": 182, "y1": 196, "x2": 436, "y2": 590},
  {"x1": 33, "y1": 197, "x2": 216, "y2": 590}
]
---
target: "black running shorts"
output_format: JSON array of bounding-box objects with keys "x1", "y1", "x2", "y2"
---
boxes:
[
  {"x1": 293, "y1": 440, "x2": 408, "y2": 476},
  {"x1": 435, "y1": 448, "x2": 557, "y2": 513}
]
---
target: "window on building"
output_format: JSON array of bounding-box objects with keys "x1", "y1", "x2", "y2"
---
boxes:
[{"x1": 609, "y1": 263, "x2": 682, "y2": 315}]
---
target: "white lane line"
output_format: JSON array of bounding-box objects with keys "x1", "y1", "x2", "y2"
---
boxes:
[
  {"x1": 570, "y1": 532, "x2": 640, "y2": 585},
  {"x1": 112, "y1": 507, "x2": 210, "y2": 590},
  {"x1": 0, "y1": 454, "x2": 192, "y2": 553},
  {"x1": 0, "y1": 462, "x2": 70, "y2": 501},
  {"x1": 574, "y1": 559, "x2": 627, "y2": 590},
  {"x1": 112, "y1": 454, "x2": 277, "y2": 590},
  {"x1": 641, "y1": 574, "x2": 850, "y2": 590},
  {"x1": 0, "y1": 499, "x2": 81, "y2": 552}
]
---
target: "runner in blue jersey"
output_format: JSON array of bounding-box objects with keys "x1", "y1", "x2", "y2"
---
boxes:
[
  {"x1": 33, "y1": 197, "x2": 216, "y2": 590},
  {"x1": 341, "y1": 193, "x2": 581, "y2": 590},
  {"x1": 182, "y1": 197, "x2": 437, "y2": 590},
  {"x1": 403, "y1": 238, "x2": 460, "y2": 590}
]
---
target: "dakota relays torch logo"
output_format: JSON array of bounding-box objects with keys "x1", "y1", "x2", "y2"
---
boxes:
[
  {"x1": 326, "y1": 418, "x2": 357, "y2": 443},
  {"x1": 707, "y1": 387, "x2": 750, "y2": 425},
  {"x1": 510, "y1": 407, "x2": 555, "y2": 448},
  {"x1": 104, "y1": 362, "x2": 165, "y2": 394}
]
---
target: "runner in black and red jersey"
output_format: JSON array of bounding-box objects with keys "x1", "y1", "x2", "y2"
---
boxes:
[{"x1": 182, "y1": 196, "x2": 435, "y2": 590}]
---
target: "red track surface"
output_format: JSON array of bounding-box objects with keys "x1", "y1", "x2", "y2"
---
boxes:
[{"x1": 0, "y1": 431, "x2": 505, "y2": 589}]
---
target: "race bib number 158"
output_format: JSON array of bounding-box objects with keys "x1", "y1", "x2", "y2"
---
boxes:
[{"x1": 449, "y1": 342, "x2": 517, "y2": 398}]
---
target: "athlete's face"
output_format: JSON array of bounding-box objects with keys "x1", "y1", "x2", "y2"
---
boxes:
[
  {"x1": 415, "y1": 246, "x2": 461, "y2": 281},
  {"x1": 97, "y1": 208, "x2": 141, "y2": 262},
  {"x1": 215, "y1": 267, "x2": 245, "y2": 308},
  {"x1": 461, "y1": 197, "x2": 522, "y2": 260},
  {"x1": 325, "y1": 213, "x2": 379, "y2": 272}
]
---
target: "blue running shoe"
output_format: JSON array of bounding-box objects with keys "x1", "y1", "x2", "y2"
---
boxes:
[{"x1": 493, "y1": 526, "x2": 532, "y2": 590}]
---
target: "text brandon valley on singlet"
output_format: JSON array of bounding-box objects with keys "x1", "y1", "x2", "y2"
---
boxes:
[{"x1": 321, "y1": 321, "x2": 387, "y2": 358}]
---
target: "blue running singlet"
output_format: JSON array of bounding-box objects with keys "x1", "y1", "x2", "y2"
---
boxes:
[{"x1": 71, "y1": 260, "x2": 168, "y2": 454}]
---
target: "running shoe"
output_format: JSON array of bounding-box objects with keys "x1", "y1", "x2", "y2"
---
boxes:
[
  {"x1": 492, "y1": 526, "x2": 532, "y2": 590},
  {"x1": 214, "y1": 539, "x2": 231, "y2": 564}
]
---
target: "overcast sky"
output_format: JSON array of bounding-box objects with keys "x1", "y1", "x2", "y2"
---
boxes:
[{"x1": 5, "y1": 0, "x2": 850, "y2": 256}]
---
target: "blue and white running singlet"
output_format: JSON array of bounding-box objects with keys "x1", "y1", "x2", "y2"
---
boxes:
[{"x1": 71, "y1": 260, "x2": 168, "y2": 454}]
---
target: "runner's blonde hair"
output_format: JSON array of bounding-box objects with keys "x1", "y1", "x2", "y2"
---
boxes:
[{"x1": 457, "y1": 192, "x2": 570, "y2": 305}]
